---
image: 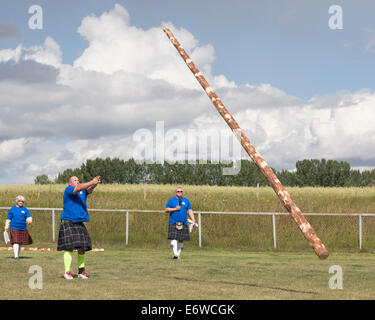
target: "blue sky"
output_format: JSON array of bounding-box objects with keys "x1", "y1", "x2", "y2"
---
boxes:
[
  {"x1": 1, "y1": 0, "x2": 375, "y2": 99},
  {"x1": 0, "y1": 1, "x2": 374, "y2": 184}
]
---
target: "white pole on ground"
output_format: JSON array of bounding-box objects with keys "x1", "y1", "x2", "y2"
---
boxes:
[
  {"x1": 359, "y1": 215, "x2": 362, "y2": 250},
  {"x1": 272, "y1": 213, "x2": 277, "y2": 249},
  {"x1": 126, "y1": 211, "x2": 129, "y2": 245},
  {"x1": 52, "y1": 209, "x2": 55, "y2": 242},
  {"x1": 198, "y1": 212, "x2": 202, "y2": 248}
]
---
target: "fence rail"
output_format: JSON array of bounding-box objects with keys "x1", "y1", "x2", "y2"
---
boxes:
[{"x1": 1, "y1": 207, "x2": 374, "y2": 250}]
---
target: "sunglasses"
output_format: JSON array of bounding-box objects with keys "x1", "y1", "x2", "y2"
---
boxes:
[{"x1": 176, "y1": 191, "x2": 183, "y2": 193}]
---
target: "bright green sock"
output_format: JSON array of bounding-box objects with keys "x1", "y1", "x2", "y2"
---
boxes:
[
  {"x1": 78, "y1": 253, "x2": 85, "y2": 269},
  {"x1": 64, "y1": 251, "x2": 73, "y2": 273}
]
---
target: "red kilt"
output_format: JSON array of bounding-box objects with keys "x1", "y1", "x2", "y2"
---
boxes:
[{"x1": 10, "y1": 229, "x2": 33, "y2": 245}]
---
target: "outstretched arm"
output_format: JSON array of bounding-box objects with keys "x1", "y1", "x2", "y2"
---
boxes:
[
  {"x1": 87, "y1": 183, "x2": 98, "y2": 194},
  {"x1": 73, "y1": 176, "x2": 101, "y2": 195}
]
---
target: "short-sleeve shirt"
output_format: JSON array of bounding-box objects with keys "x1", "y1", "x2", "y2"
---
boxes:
[
  {"x1": 7, "y1": 206, "x2": 31, "y2": 231},
  {"x1": 60, "y1": 186, "x2": 90, "y2": 222},
  {"x1": 165, "y1": 197, "x2": 192, "y2": 225}
]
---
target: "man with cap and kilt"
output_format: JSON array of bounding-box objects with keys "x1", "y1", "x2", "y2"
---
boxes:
[
  {"x1": 165, "y1": 187, "x2": 196, "y2": 259},
  {"x1": 57, "y1": 175, "x2": 100, "y2": 280},
  {"x1": 4, "y1": 195, "x2": 33, "y2": 259}
]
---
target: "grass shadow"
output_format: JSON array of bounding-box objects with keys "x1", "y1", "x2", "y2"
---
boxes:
[{"x1": 169, "y1": 275, "x2": 318, "y2": 296}]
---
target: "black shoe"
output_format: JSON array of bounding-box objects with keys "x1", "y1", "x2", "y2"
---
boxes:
[{"x1": 173, "y1": 256, "x2": 178, "y2": 259}]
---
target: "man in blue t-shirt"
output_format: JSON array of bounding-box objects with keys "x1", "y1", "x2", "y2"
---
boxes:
[
  {"x1": 57, "y1": 175, "x2": 100, "y2": 280},
  {"x1": 165, "y1": 187, "x2": 196, "y2": 259}
]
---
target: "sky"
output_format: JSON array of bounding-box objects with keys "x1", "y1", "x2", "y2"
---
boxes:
[{"x1": 0, "y1": 0, "x2": 374, "y2": 184}]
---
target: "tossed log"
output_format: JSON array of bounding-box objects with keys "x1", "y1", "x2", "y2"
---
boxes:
[{"x1": 163, "y1": 26, "x2": 328, "y2": 259}]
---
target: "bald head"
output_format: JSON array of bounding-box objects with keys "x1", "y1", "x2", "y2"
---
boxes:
[
  {"x1": 69, "y1": 176, "x2": 80, "y2": 187},
  {"x1": 175, "y1": 187, "x2": 183, "y2": 198}
]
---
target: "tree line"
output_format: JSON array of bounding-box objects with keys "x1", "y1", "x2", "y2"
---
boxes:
[{"x1": 34, "y1": 157, "x2": 375, "y2": 187}]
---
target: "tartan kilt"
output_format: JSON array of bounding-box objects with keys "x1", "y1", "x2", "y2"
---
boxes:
[
  {"x1": 57, "y1": 220, "x2": 92, "y2": 252},
  {"x1": 168, "y1": 223, "x2": 190, "y2": 241},
  {"x1": 10, "y1": 229, "x2": 33, "y2": 245}
]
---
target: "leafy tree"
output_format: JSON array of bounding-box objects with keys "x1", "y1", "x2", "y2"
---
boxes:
[
  {"x1": 34, "y1": 174, "x2": 53, "y2": 185},
  {"x1": 54, "y1": 168, "x2": 83, "y2": 184},
  {"x1": 277, "y1": 169, "x2": 300, "y2": 187},
  {"x1": 49, "y1": 157, "x2": 375, "y2": 187},
  {"x1": 295, "y1": 159, "x2": 352, "y2": 187}
]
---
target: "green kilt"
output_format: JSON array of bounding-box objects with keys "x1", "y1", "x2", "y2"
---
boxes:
[
  {"x1": 57, "y1": 220, "x2": 92, "y2": 252},
  {"x1": 168, "y1": 223, "x2": 190, "y2": 241}
]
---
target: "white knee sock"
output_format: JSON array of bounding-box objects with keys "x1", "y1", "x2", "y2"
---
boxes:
[
  {"x1": 171, "y1": 240, "x2": 178, "y2": 257},
  {"x1": 177, "y1": 242, "x2": 184, "y2": 257},
  {"x1": 13, "y1": 244, "x2": 20, "y2": 258}
]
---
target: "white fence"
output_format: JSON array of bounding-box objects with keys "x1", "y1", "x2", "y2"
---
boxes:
[{"x1": 1, "y1": 207, "x2": 374, "y2": 250}]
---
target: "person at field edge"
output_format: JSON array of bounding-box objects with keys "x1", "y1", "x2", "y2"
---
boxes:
[
  {"x1": 4, "y1": 195, "x2": 33, "y2": 260},
  {"x1": 57, "y1": 175, "x2": 100, "y2": 280},
  {"x1": 165, "y1": 187, "x2": 196, "y2": 259}
]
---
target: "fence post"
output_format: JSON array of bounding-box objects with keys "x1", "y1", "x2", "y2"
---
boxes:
[
  {"x1": 359, "y1": 215, "x2": 362, "y2": 250},
  {"x1": 198, "y1": 212, "x2": 202, "y2": 248},
  {"x1": 272, "y1": 213, "x2": 277, "y2": 249},
  {"x1": 52, "y1": 209, "x2": 55, "y2": 242},
  {"x1": 126, "y1": 211, "x2": 129, "y2": 245}
]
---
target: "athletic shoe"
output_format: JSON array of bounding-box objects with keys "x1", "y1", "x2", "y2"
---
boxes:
[
  {"x1": 64, "y1": 271, "x2": 73, "y2": 280},
  {"x1": 173, "y1": 256, "x2": 179, "y2": 259},
  {"x1": 78, "y1": 270, "x2": 88, "y2": 279}
]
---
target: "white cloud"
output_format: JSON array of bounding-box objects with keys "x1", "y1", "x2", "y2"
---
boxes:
[
  {"x1": 188, "y1": 87, "x2": 375, "y2": 170},
  {"x1": 73, "y1": 4, "x2": 230, "y2": 90},
  {"x1": 0, "y1": 138, "x2": 27, "y2": 164},
  {"x1": 0, "y1": 37, "x2": 62, "y2": 68},
  {"x1": 0, "y1": 3, "x2": 374, "y2": 184}
]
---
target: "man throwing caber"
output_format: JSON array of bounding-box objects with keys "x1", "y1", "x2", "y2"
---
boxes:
[
  {"x1": 57, "y1": 175, "x2": 100, "y2": 280},
  {"x1": 165, "y1": 187, "x2": 195, "y2": 259}
]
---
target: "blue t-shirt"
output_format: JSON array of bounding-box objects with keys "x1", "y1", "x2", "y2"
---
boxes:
[
  {"x1": 7, "y1": 206, "x2": 31, "y2": 231},
  {"x1": 165, "y1": 197, "x2": 192, "y2": 225},
  {"x1": 60, "y1": 186, "x2": 90, "y2": 222}
]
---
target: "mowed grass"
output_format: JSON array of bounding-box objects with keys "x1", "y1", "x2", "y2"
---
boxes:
[{"x1": 0, "y1": 247, "x2": 374, "y2": 300}]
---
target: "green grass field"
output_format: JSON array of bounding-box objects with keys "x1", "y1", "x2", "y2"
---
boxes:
[
  {"x1": 1, "y1": 184, "x2": 375, "y2": 301},
  {"x1": 0, "y1": 246, "x2": 374, "y2": 300}
]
